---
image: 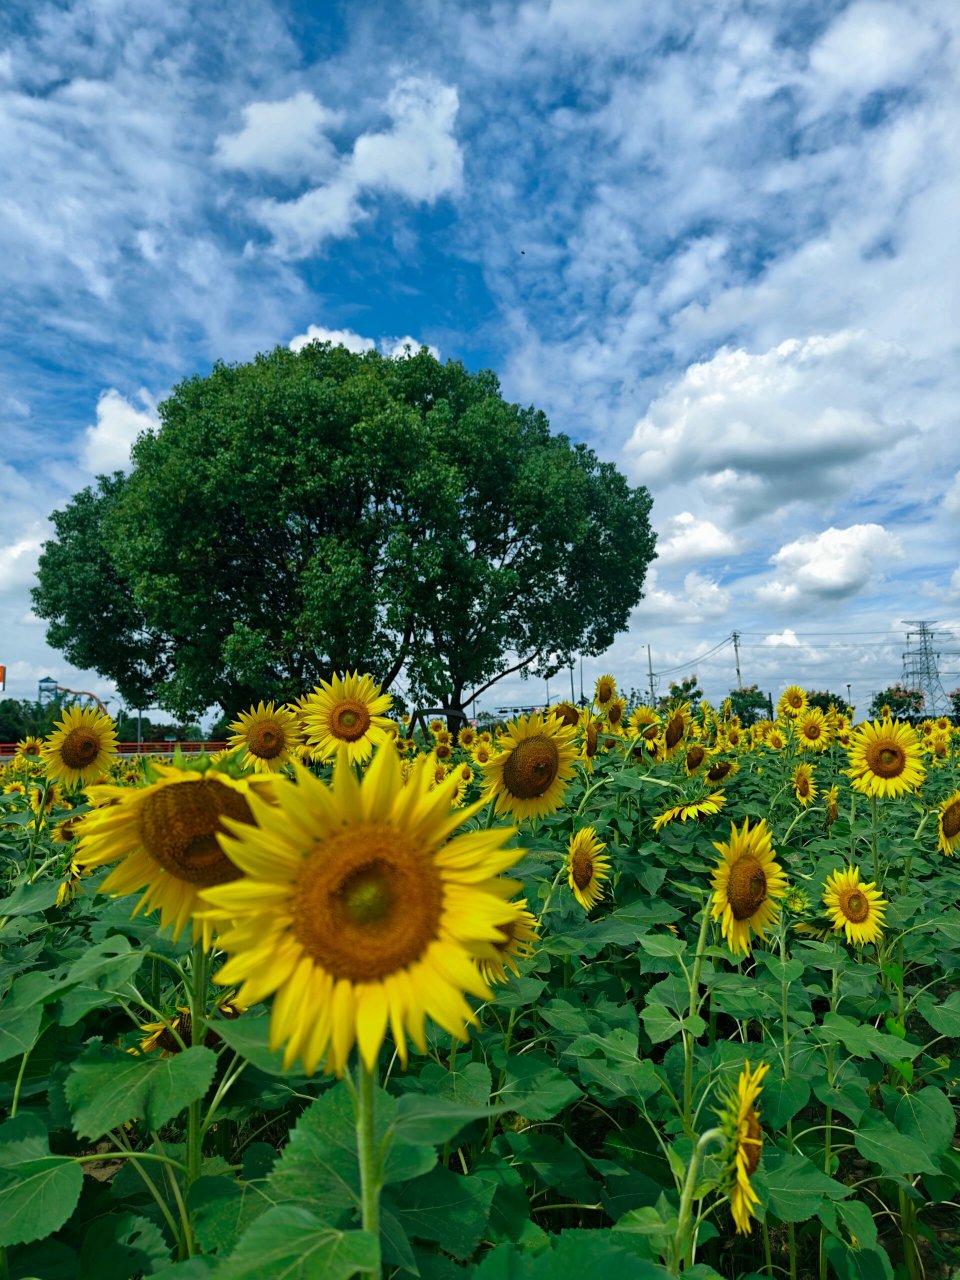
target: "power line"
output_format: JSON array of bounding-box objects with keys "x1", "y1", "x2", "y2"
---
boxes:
[{"x1": 653, "y1": 635, "x2": 733, "y2": 678}]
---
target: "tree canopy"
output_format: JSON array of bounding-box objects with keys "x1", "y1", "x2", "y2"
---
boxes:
[{"x1": 33, "y1": 344, "x2": 657, "y2": 719}]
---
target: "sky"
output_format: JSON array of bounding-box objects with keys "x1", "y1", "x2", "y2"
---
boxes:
[{"x1": 1, "y1": 0, "x2": 960, "y2": 726}]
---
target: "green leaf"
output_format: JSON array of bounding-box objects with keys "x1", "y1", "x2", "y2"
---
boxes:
[
  {"x1": 640, "y1": 1003, "x2": 682, "y2": 1044},
  {"x1": 215, "y1": 1206, "x2": 379, "y2": 1280},
  {"x1": 916, "y1": 991, "x2": 960, "y2": 1037},
  {"x1": 763, "y1": 1076, "x2": 810, "y2": 1132},
  {"x1": 853, "y1": 1109, "x2": 939, "y2": 1175},
  {"x1": 496, "y1": 1052, "x2": 582, "y2": 1121},
  {"x1": 65, "y1": 1041, "x2": 217, "y2": 1139},
  {"x1": 473, "y1": 1227, "x2": 673, "y2": 1278},
  {"x1": 385, "y1": 1165, "x2": 495, "y2": 1261},
  {"x1": 188, "y1": 1175, "x2": 268, "y2": 1255},
  {"x1": 636, "y1": 934, "x2": 685, "y2": 958},
  {"x1": 414, "y1": 1060, "x2": 493, "y2": 1109},
  {"x1": 54, "y1": 937, "x2": 146, "y2": 1026},
  {"x1": 211, "y1": 1009, "x2": 307, "y2": 1079},
  {"x1": 0, "y1": 1003, "x2": 42, "y2": 1066},
  {"x1": 757, "y1": 1149, "x2": 849, "y2": 1224},
  {"x1": 819, "y1": 1014, "x2": 921, "y2": 1065},
  {"x1": 565, "y1": 1029, "x2": 660, "y2": 1103},
  {"x1": 78, "y1": 1211, "x2": 170, "y2": 1278},
  {"x1": 393, "y1": 1094, "x2": 509, "y2": 1146},
  {"x1": 893, "y1": 1087, "x2": 956, "y2": 1158},
  {"x1": 0, "y1": 882, "x2": 60, "y2": 917},
  {"x1": 0, "y1": 1116, "x2": 83, "y2": 1247}
]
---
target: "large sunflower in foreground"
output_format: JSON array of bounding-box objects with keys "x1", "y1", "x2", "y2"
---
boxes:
[
  {"x1": 227, "y1": 701, "x2": 302, "y2": 773},
  {"x1": 711, "y1": 818, "x2": 788, "y2": 955},
  {"x1": 482, "y1": 711, "x2": 578, "y2": 821},
  {"x1": 846, "y1": 719, "x2": 925, "y2": 799},
  {"x1": 42, "y1": 706, "x2": 119, "y2": 788},
  {"x1": 823, "y1": 865, "x2": 887, "y2": 946},
  {"x1": 651, "y1": 791, "x2": 726, "y2": 832},
  {"x1": 716, "y1": 1061, "x2": 770, "y2": 1234},
  {"x1": 566, "y1": 826, "x2": 612, "y2": 911},
  {"x1": 938, "y1": 791, "x2": 960, "y2": 855},
  {"x1": 300, "y1": 671, "x2": 394, "y2": 765},
  {"x1": 199, "y1": 748, "x2": 520, "y2": 1075},
  {"x1": 75, "y1": 765, "x2": 254, "y2": 947}
]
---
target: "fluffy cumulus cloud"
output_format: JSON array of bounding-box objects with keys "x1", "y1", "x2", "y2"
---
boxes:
[
  {"x1": 634, "y1": 567, "x2": 731, "y2": 625},
  {"x1": 624, "y1": 332, "x2": 919, "y2": 522},
  {"x1": 250, "y1": 76, "x2": 463, "y2": 258},
  {"x1": 215, "y1": 92, "x2": 344, "y2": 180},
  {"x1": 654, "y1": 512, "x2": 739, "y2": 565},
  {"x1": 80, "y1": 389, "x2": 158, "y2": 475},
  {"x1": 288, "y1": 324, "x2": 375, "y2": 355},
  {"x1": 0, "y1": 523, "x2": 46, "y2": 594},
  {"x1": 755, "y1": 524, "x2": 904, "y2": 608}
]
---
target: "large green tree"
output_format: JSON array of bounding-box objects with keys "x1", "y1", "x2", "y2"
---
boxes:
[{"x1": 33, "y1": 344, "x2": 657, "y2": 719}]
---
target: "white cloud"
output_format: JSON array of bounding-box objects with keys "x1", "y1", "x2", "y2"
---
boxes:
[
  {"x1": 634, "y1": 567, "x2": 731, "y2": 624},
  {"x1": 763, "y1": 628, "x2": 801, "y2": 648},
  {"x1": 655, "y1": 511, "x2": 739, "y2": 565},
  {"x1": 0, "y1": 525, "x2": 45, "y2": 594},
  {"x1": 756, "y1": 524, "x2": 903, "y2": 607},
  {"x1": 942, "y1": 470, "x2": 960, "y2": 515},
  {"x1": 381, "y1": 335, "x2": 440, "y2": 360},
  {"x1": 289, "y1": 324, "x2": 376, "y2": 355},
  {"x1": 252, "y1": 76, "x2": 462, "y2": 257},
  {"x1": 623, "y1": 331, "x2": 919, "y2": 521},
  {"x1": 215, "y1": 92, "x2": 343, "y2": 180},
  {"x1": 80, "y1": 388, "x2": 158, "y2": 474},
  {"x1": 807, "y1": 1, "x2": 939, "y2": 99}
]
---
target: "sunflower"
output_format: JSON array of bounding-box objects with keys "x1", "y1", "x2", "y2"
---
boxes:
[
  {"x1": 662, "y1": 703, "x2": 692, "y2": 759},
  {"x1": 55, "y1": 858, "x2": 85, "y2": 907},
  {"x1": 823, "y1": 866, "x2": 887, "y2": 946},
  {"x1": 604, "y1": 697, "x2": 628, "y2": 735},
  {"x1": 935, "y1": 715, "x2": 952, "y2": 732},
  {"x1": 478, "y1": 900, "x2": 539, "y2": 984},
  {"x1": 628, "y1": 706, "x2": 660, "y2": 737},
  {"x1": 684, "y1": 744, "x2": 708, "y2": 776},
  {"x1": 74, "y1": 765, "x2": 254, "y2": 947},
  {"x1": 434, "y1": 740, "x2": 454, "y2": 763},
  {"x1": 42, "y1": 706, "x2": 118, "y2": 788},
  {"x1": 471, "y1": 742, "x2": 497, "y2": 768},
  {"x1": 16, "y1": 736, "x2": 43, "y2": 758},
  {"x1": 711, "y1": 818, "x2": 788, "y2": 955},
  {"x1": 566, "y1": 827, "x2": 612, "y2": 911},
  {"x1": 138, "y1": 996, "x2": 243, "y2": 1054},
  {"x1": 937, "y1": 791, "x2": 960, "y2": 855},
  {"x1": 651, "y1": 791, "x2": 726, "y2": 832},
  {"x1": 199, "y1": 747, "x2": 519, "y2": 1075},
  {"x1": 846, "y1": 719, "x2": 925, "y2": 799},
  {"x1": 792, "y1": 762, "x2": 817, "y2": 808},
  {"x1": 482, "y1": 712, "x2": 578, "y2": 821},
  {"x1": 706, "y1": 758, "x2": 739, "y2": 785},
  {"x1": 824, "y1": 784, "x2": 840, "y2": 828},
  {"x1": 457, "y1": 725, "x2": 477, "y2": 749},
  {"x1": 716, "y1": 1061, "x2": 770, "y2": 1234},
  {"x1": 777, "y1": 686, "x2": 807, "y2": 720},
  {"x1": 549, "y1": 702, "x2": 580, "y2": 729},
  {"x1": 227, "y1": 702, "x2": 302, "y2": 774},
  {"x1": 594, "y1": 674, "x2": 617, "y2": 708},
  {"x1": 796, "y1": 707, "x2": 831, "y2": 753},
  {"x1": 300, "y1": 671, "x2": 394, "y2": 765}
]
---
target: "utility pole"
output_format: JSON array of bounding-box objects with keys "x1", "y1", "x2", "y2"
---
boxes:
[
  {"x1": 569, "y1": 664, "x2": 576, "y2": 705},
  {"x1": 732, "y1": 630, "x2": 743, "y2": 689},
  {"x1": 647, "y1": 644, "x2": 656, "y2": 707}
]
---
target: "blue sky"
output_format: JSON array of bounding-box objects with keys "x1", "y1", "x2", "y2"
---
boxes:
[{"x1": 1, "y1": 0, "x2": 959, "y2": 721}]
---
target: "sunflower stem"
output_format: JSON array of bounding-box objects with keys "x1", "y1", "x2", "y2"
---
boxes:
[
  {"x1": 669, "y1": 1126, "x2": 723, "y2": 1274},
  {"x1": 185, "y1": 941, "x2": 208, "y2": 1196},
  {"x1": 355, "y1": 1057, "x2": 382, "y2": 1277},
  {"x1": 682, "y1": 904, "x2": 711, "y2": 1136},
  {"x1": 870, "y1": 794, "x2": 881, "y2": 885}
]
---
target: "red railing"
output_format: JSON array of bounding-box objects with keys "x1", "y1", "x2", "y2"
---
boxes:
[{"x1": 0, "y1": 742, "x2": 227, "y2": 758}]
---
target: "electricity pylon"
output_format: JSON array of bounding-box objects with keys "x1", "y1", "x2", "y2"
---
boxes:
[{"x1": 900, "y1": 620, "x2": 957, "y2": 716}]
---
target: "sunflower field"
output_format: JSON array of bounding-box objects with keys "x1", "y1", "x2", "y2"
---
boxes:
[{"x1": 1, "y1": 676, "x2": 959, "y2": 1280}]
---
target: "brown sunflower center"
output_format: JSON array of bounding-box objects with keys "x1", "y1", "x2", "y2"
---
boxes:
[
  {"x1": 643, "y1": 724, "x2": 659, "y2": 741},
  {"x1": 742, "y1": 1110, "x2": 763, "y2": 1176},
  {"x1": 686, "y1": 746, "x2": 706, "y2": 771},
  {"x1": 597, "y1": 679, "x2": 614, "y2": 703},
  {"x1": 803, "y1": 723, "x2": 822, "y2": 740},
  {"x1": 796, "y1": 773, "x2": 810, "y2": 798},
  {"x1": 665, "y1": 713, "x2": 685, "y2": 750},
  {"x1": 137, "y1": 779, "x2": 251, "y2": 886},
  {"x1": 839, "y1": 887, "x2": 869, "y2": 923},
  {"x1": 708, "y1": 761, "x2": 733, "y2": 783},
  {"x1": 942, "y1": 800, "x2": 960, "y2": 839},
  {"x1": 787, "y1": 691, "x2": 803, "y2": 707},
  {"x1": 728, "y1": 729, "x2": 740, "y2": 746},
  {"x1": 553, "y1": 703, "x2": 580, "y2": 728},
  {"x1": 865, "y1": 740, "x2": 906, "y2": 778},
  {"x1": 475, "y1": 746, "x2": 491, "y2": 764},
  {"x1": 571, "y1": 849, "x2": 595, "y2": 890},
  {"x1": 502, "y1": 735, "x2": 560, "y2": 799},
  {"x1": 607, "y1": 703, "x2": 623, "y2": 726},
  {"x1": 247, "y1": 719, "x2": 285, "y2": 759},
  {"x1": 727, "y1": 855, "x2": 768, "y2": 921},
  {"x1": 493, "y1": 917, "x2": 518, "y2": 954},
  {"x1": 329, "y1": 699, "x2": 372, "y2": 742},
  {"x1": 434, "y1": 741, "x2": 453, "y2": 761},
  {"x1": 59, "y1": 728, "x2": 102, "y2": 770},
  {"x1": 292, "y1": 825, "x2": 443, "y2": 981}
]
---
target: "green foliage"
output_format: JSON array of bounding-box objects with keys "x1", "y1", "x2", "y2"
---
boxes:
[
  {"x1": 868, "y1": 682, "x2": 924, "y2": 719},
  {"x1": 0, "y1": 698, "x2": 64, "y2": 743},
  {"x1": 32, "y1": 344, "x2": 656, "y2": 718},
  {"x1": 726, "y1": 684, "x2": 770, "y2": 726},
  {"x1": 805, "y1": 689, "x2": 848, "y2": 714},
  {"x1": 658, "y1": 674, "x2": 701, "y2": 713}
]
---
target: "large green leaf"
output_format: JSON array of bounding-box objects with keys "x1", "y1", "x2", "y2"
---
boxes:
[
  {"x1": 757, "y1": 1149, "x2": 848, "y2": 1224},
  {"x1": 0, "y1": 1115, "x2": 83, "y2": 1247},
  {"x1": 393, "y1": 1093, "x2": 509, "y2": 1146},
  {"x1": 0, "y1": 882, "x2": 60, "y2": 917},
  {"x1": 495, "y1": 1051, "x2": 582, "y2": 1121},
  {"x1": 188, "y1": 1175, "x2": 269, "y2": 1256},
  {"x1": 215, "y1": 1206, "x2": 379, "y2": 1280},
  {"x1": 818, "y1": 1014, "x2": 920, "y2": 1065},
  {"x1": 853, "y1": 1109, "x2": 939, "y2": 1175},
  {"x1": 384, "y1": 1165, "x2": 495, "y2": 1261},
  {"x1": 893, "y1": 1088, "x2": 956, "y2": 1158},
  {"x1": 78, "y1": 1210, "x2": 170, "y2": 1278},
  {"x1": 916, "y1": 991, "x2": 960, "y2": 1037},
  {"x1": 65, "y1": 1040, "x2": 217, "y2": 1138},
  {"x1": 473, "y1": 1227, "x2": 676, "y2": 1278},
  {"x1": 54, "y1": 937, "x2": 146, "y2": 1026}
]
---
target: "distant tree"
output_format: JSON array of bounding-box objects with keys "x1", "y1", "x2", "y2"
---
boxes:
[
  {"x1": 0, "y1": 698, "x2": 65, "y2": 743},
  {"x1": 947, "y1": 690, "x2": 960, "y2": 721},
  {"x1": 727, "y1": 685, "x2": 770, "y2": 727},
  {"x1": 806, "y1": 690, "x2": 849, "y2": 714},
  {"x1": 33, "y1": 344, "x2": 657, "y2": 721},
  {"x1": 868, "y1": 683, "x2": 924, "y2": 719},
  {"x1": 659, "y1": 674, "x2": 703, "y2": 713}
]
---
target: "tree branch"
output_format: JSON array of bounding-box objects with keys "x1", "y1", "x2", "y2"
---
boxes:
[{"x1": 463, "y1": 651, "x2": 539, "y2": 706}]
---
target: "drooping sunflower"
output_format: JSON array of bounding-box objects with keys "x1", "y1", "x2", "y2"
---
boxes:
[
  {"x1": 74, "y1": 765, "x2": 255, "y2": 947},
  {"x1": 716, "y1": 1061, "x2": 770, "y2": 1234},
  {"x1": 42, "y1": 706, "x2": 119, "y2": 788},
  {"x1": 300, "y1": 671, "x2": 394, "y2": 765},
  {"x1": 651, "y1": 791, "x2": 726, "y2": 832},
  {"x1": 55, "y1": 857, "x2": 85, "y2": 907},
  {"x1": 549, "y1": 702, "x2": 581, "y2": 729},
  {"x1": 482, "y1": 712, "x2": 578, "y2": 821},
  {"x1": 566, "y1": 827, "x2": 612, "y2": 911},
  {"x1": 478, "y1": 900, "x2": 539, "y2": 985},
  {"x1": 795, "y1": 707, "x2": 831, "y2": 753},
  {"x1": 824, "y1": 784, "x2": 840, "y2": 827},
  {"x1": 603, "y1": 697, "x2": 628, "y2": 735},
  {"x1": 937, "y1": 791, "x2": 960, "y2": 855},
  {"x1": 791, "y1": 762, "x2": 817, "y2": 808},
  {"x1": 199, "y1": 747, "x2": 519, "y2": 1075},
  {"x1": 227, "y1": 702, "x2": 302, "y2": 774},
  {"x1": 662, "y1": 702, "x2": 692, "y2": 759},
  {"x1": 823, "y1": 865, "x2": 887, "y2": 946},
  {"x1": 706, "y1": 758, "x2": 739, "y2": 785},
  {"x1": 711, "y1": 818, "x2": 788, "y2": 955},
  {"x1": 846, "y1": 719, "x2": 925, "y2": 799},
  {"x1": 684, "y1": 743, "x2": 708, "y2": 776},
  {"x1": 777, "y1": 686, "x2": 807, "y2": 720},
  {"x1": 594, "y1": 673, "x2": 617, "y2": 708}
]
